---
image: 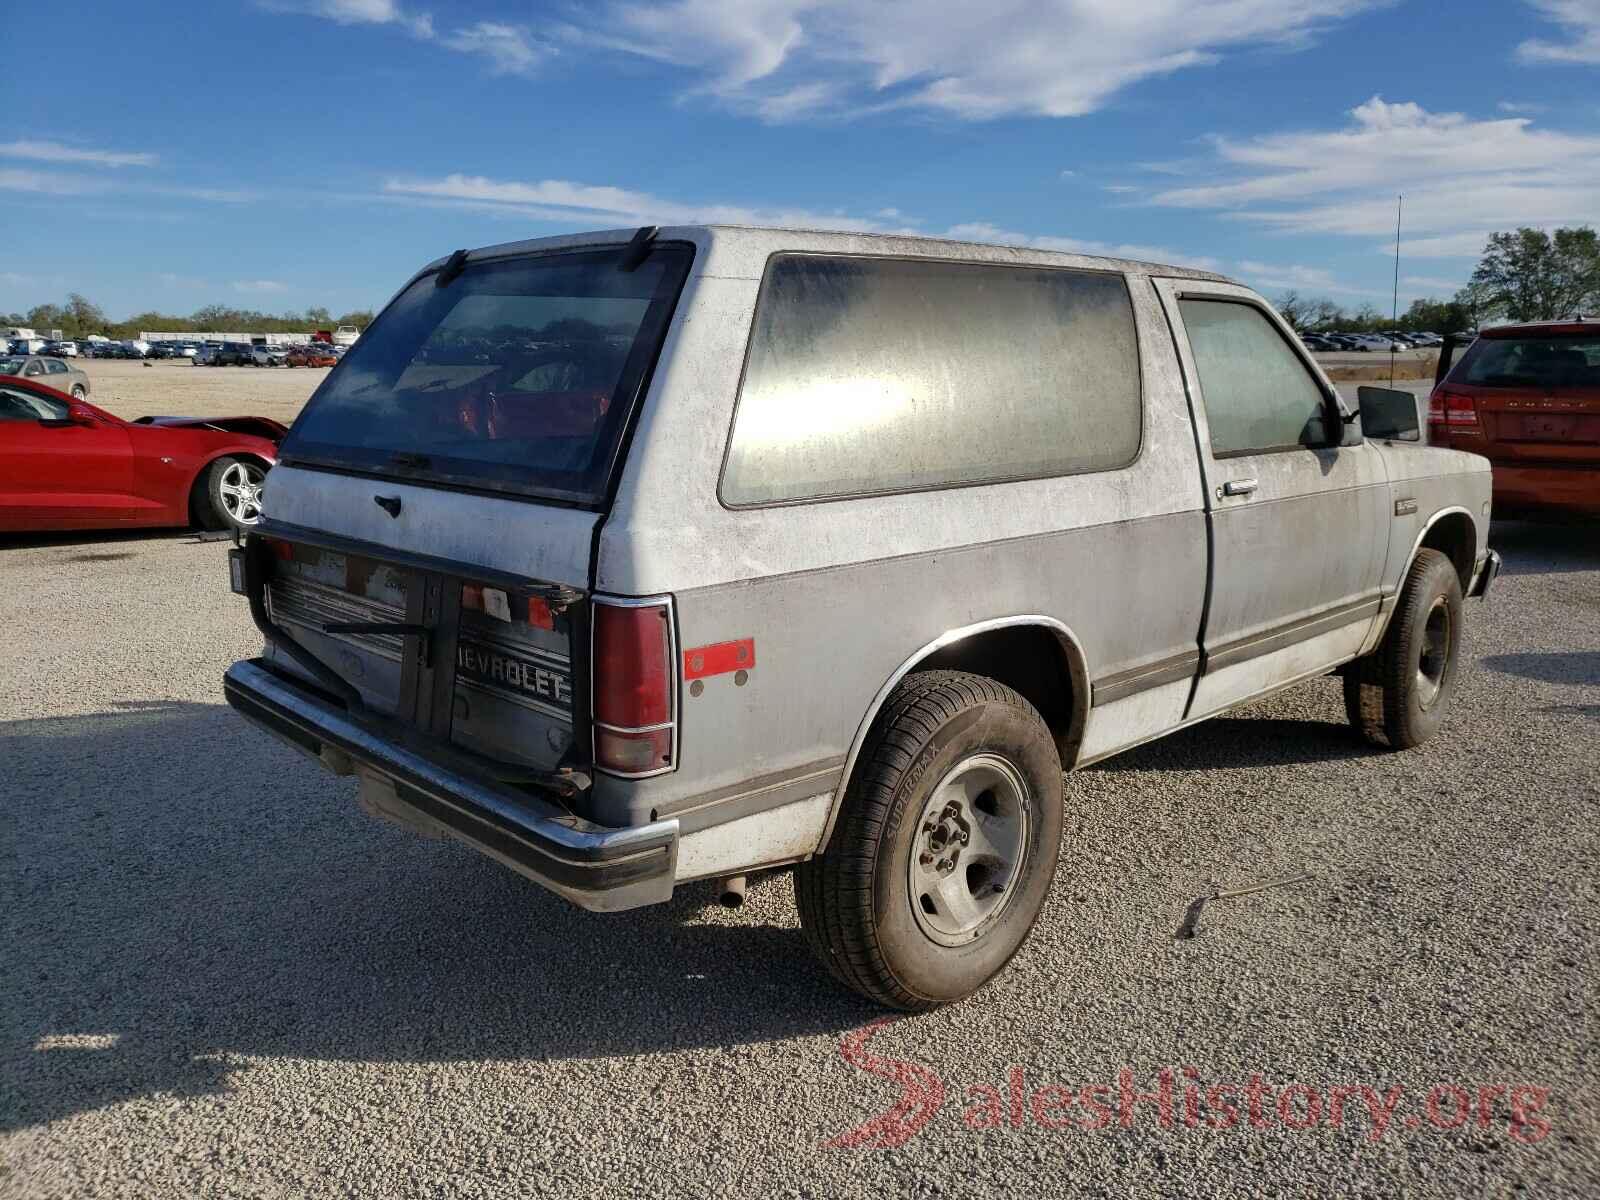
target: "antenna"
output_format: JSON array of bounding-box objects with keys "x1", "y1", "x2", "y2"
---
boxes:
[{"x1": 1390, "y1": 194, "x2": 1402, "y2": 387}]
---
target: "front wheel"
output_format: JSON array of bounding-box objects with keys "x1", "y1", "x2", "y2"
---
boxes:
[
  {"x1": 795, "y1": 670, "x2": 1064, "y2": 1010},
  {"x1": 199, "y1": 456, "x2": 267, "y2": 531},
  {"x1": 1344, "y1": 548, "x2": 1463, "y2": 749}
]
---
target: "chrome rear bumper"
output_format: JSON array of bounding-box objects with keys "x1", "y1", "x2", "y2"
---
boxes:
[{"x1": 223, "y1": 658, "x2": 679, "y2": 911}]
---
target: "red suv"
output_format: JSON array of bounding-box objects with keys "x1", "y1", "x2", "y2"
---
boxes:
[{"x1": 1429, "y1": 319, "x2": 1600, "y2": 519}]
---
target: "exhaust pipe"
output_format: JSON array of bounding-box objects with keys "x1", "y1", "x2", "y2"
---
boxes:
[{"x1": 717, "y1": 875, "x2": 747, "y2": 909}]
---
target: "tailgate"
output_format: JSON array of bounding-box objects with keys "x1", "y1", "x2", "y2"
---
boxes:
[
  {"x1": 262, "y1": 538, "x2": 584, "y2": 773},
  {"x1": 1474, "y1": 387, "x2": 1600, "y2": 462}
]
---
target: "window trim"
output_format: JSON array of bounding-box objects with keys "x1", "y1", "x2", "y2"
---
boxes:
[
  {"x1": 716, "y1": 250, "x2": 1146, "y2": 511},
  {"x1": 1176, "y1": 293, "x2": 1345, "y2": 460}
]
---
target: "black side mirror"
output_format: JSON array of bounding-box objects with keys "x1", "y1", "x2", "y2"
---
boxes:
[{"x1": 1357, "y1": 386, "x2": 1422, "y2": 442}]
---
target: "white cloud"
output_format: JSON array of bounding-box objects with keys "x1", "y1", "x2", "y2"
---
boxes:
[
  {"x1": 1235, "y1": 260, "x2": 1376, "y2": 295},
  {"x1": 232, "y1": 279, "x2": 289, "y2": 294},
  {"x1": 575, "y1": 0, "x2": 1384, "y2": 121},
  {"x1": 381, "y1": 173, "x2": 916, "y2": 232},
  {"x1": 0, "y1": 167, "x2": 100, "y2": 195},
  {"x1": 441, "y1": 22, "x2": 547, "y2": 75},
  {"x1": 0, "y1": 140, "x2": 156, "y2": 168},
  {"x1": 1149, "y1": 96, "x2": 1600, "y2": 256},
  {"x1": 942, "y1": 221, "x2": 1224, "y2": 271},
  {"x1": 267, "y1": 0, "x2": 433, "y2": 38},
  {"x1": 1517, "y1": 0, "x2": 1600, "y2": 65},
  {"x1": 1402, "y1": 274, "x2": 1466, "y2": 291},
  {"x1": 382, "y1": 175, "x2": 1238, "y2": 272},
  {"x1": 1496, "y1": 100, "x2": 1547, "y2": 113}
]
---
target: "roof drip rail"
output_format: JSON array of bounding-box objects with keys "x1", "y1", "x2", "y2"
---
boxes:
[
  {"x1": 434, "y1": 249, "x2": 469, "y2": 288},
  {"x1": 619, "y1": 226, "x2": 658, "y2": 272}
]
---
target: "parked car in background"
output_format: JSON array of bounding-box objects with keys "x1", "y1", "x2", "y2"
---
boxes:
[
  {"x1": 1300, "y1": 333, "x2": 1339, "y2": 352},
  {"x1": 148, "y1": 342, "x2": 179, "y2": 359},
  {"x1": 0, "y1": 354, "x2": 91, "y2": 399},
  {"x1": 0, "y1": 373, "x2": 286, "y2": 532},
  {"x1": 124, "y1": 339, "x2": 153, "y2": 358},
  {"x1": 286, "y1": 344, "x2": 338, "y2": 368},
  {"x1": 9, "y1": 336, "x2": 47, "y2": 355},
  {"x1": 250, "y1": 344, "x2": 290, "y2": 367},
  {"x1": 1428, "y1": 318, "x2": 1600, "y2": 519},
  {"x1": 42, "y1": 340, "x2": 80, "y2": 357},
  {"x1": 203, "y1": 343, "x2": 255, "y2": 367},
  {"x1": 331, "y1": 324, "x2": 361, "y2": 347},
  {"x1": 223, "y1": 225, "x2": 1500, "y2": 1010}
]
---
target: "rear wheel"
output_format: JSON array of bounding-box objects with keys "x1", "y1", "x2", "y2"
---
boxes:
[
  {"x1": 1344, "y1": 548, "x2": 1463, "y2": 749},
  {"x1": 795, "y1": 670, "x2": 1063, "y2": 1010},
  {"x1": 70, "y1": 385, "x2": 87, "y2": 400},
  {"x1": 199, "y1": 457, "x2": 267, "y2": 531}
]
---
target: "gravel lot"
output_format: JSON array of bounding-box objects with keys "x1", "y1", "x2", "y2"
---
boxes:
[
  {"x1": 67, "y1": 358, "x2": 323, "y2": 427},
  {"x1": 2, "y1": 366, "x2": 1598, "y2": 1197}
]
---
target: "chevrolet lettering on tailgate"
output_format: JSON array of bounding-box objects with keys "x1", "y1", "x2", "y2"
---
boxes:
[{"x1": 456, "y1": 640, "x2": 572, "y2": 708}]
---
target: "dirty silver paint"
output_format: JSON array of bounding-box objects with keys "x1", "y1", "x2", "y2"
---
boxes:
[{"x1": 235, "y1": 224, "x2": 1495, "y2": 907}]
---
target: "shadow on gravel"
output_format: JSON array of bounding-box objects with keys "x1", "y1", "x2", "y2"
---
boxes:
[
  {"x1": 1480, "y1": 651, "x2": 1600, "y2": 687},
  {"x1": 1, "y1": 703, "x2": 875, "y2": 1132},
  {"x1": 1091, "y1": 715, "x2": 1373, "y2": 773},
  {"x1": 1489, "y1": 520, "x2": 1600, "y2": 577},
  {"x1": 0, "y1": 528, "x2": 199, "y2": 552}
]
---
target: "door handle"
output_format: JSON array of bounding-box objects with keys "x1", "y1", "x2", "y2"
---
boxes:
[{"x1": 1221, "y1": 478, "x2": 1258, "y2": 497}]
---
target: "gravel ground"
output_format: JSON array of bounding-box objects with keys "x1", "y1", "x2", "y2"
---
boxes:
[
  {"x1": 68, "y1": 358, "x2": 322, "y2": 427},
  {"x1": 3, "y1": 514, "x2": 1598, "y2": 1194}
]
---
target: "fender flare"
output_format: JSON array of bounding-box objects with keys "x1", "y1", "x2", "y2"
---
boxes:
[
  {"x1": 1365, "y1": 504, "x2": 1478, "y2": 654},
  {"x1": 817, "y1": 614, "x2": 1091, "y2": 849}
]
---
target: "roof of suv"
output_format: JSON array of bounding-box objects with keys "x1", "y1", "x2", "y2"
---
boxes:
[
  {"x1": 422, "y1": 224, "x2": 1237, "y2": 287},
  {"x1": 1478, "y1": 318, "x2": 1600, "y2": 338}
]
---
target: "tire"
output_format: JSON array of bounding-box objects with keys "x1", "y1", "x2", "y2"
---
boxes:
[
  {"x1": 795, "y1": 670, "x2": 1064, "y2": 1011},
  {"x1": 198, "y1": 456, "x2": 267, "y2": 531},
  {"x1": 1344, "y1": 548, "x2": 1463, "y2": 749},
  {"x1": 70, "y1": 385, "x2": 87, "y2": 400}
]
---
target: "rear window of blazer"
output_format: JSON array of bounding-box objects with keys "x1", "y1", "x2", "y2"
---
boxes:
[{"x1": 720, "y1": 253, "x2": 1142, "y2": 506}]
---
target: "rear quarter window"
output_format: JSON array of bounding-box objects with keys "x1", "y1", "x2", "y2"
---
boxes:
[
  {"x1": 719, "y1": 254, "x2": 1142, "y2": 507},
  {"x1": 1456, "y1": 335, "x2": 1600, "y2": 389}
]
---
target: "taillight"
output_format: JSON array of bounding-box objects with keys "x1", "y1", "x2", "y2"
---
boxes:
[
  {"x1": 1442, "y1": 388, "x2": 1480, "y2": 430},
  {"x1": 592, "y1": 598, "x2": 676, "y2": 777}
]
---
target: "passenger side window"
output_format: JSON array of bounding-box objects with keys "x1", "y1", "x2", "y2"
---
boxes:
[
  {"x1": 1179, "y1": 299, "x2": 1332, "y2": 456},
  {"x1": 722, "y1": 255, "x2": 1143, "y2": 505},
  {"x1": 46, "y1": 360, "x2": 68, "y2": 374}
]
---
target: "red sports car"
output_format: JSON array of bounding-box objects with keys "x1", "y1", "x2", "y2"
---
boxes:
[{"x1": 0, "y1": 374, "x2": 286, "y2": 533}]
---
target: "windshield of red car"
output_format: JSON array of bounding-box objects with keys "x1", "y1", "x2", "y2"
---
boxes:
[
  {"x1": 1456, "y1": 335, "x2": 1600, "y2": 390},
  {"x1": 279, "y1": 244, "x2": 691, "y2": 506}
]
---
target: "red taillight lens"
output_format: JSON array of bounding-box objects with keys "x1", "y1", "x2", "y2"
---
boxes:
[
  {"x1": 592, "y1": 599, "x2": 675, "y2": 776},
  {"x1": 1442, "y1": 388, "x2": 1479, "y2": 429}
]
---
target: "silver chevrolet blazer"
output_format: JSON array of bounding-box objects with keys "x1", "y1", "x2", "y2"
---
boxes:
[{"x1": 225, "y1": 225, "x2": 1500, "y2": 1010}]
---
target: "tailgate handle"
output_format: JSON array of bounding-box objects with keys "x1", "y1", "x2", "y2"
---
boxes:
[
  {"x1": 323, "y1": 620, "x2": 433, "y2": 667},
  {"x1": 1222, "y1": 478, "x2": 1259, "y2": 497}
]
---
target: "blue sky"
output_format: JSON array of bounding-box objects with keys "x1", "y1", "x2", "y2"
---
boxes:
[{"x1": 4, "y1": 0, "x2": 1598, "y2": 320}]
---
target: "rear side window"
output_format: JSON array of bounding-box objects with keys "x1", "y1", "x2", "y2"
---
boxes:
[
  {"x1": 1455, "y1": 335, "x2": 1600, "y2": 389},
  {"x1": 720, "y1": 254, "x2": 1142, "y2": 506},
  {"x1": 1179, "y1": 299, "x2": 1331, "y2": 456}
]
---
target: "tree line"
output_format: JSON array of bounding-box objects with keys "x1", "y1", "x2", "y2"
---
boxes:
[
  {"x1": 3, "y1": 294, "x2": 375, "y2": 340},
  {"x1": 1275, "y1": 226, "x2": 1600, "y2": 336}
]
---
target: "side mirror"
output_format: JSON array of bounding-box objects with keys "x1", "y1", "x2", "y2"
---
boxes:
[{"x1": 1357, "y1": 386, "x2": 1421, "y2": 442}]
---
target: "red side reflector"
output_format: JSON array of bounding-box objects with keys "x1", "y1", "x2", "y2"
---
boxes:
[
  {"x1": 593, "y1": 602, "x2": 673, "y2": 730},
  {"x1": 262, "y1": 537, "x2": 293, "y2": 561},
  {"x1": 683, "y1": 638, "x2": 755, "y2": 680},
  {"x1": 527, "y1": 597, "x2": 555, "y2": 631}
]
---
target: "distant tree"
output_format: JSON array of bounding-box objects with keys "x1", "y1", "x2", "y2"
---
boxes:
[
  {"x1": 1469, "y1": 226, "x2": 1600, "y2": 322},
  {"x1": 1401, "y1": 296, "x2": 1473, "y2": 333},
  {"x1": 1274, "y1": 291, "x2": 1313, "y2": 332},
  {"x1": 334, "y1": 309, "x2": 374, "y2": 329},
  {"x1": 304, "y1": 306, "x2": 332, "y2": 326}
]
